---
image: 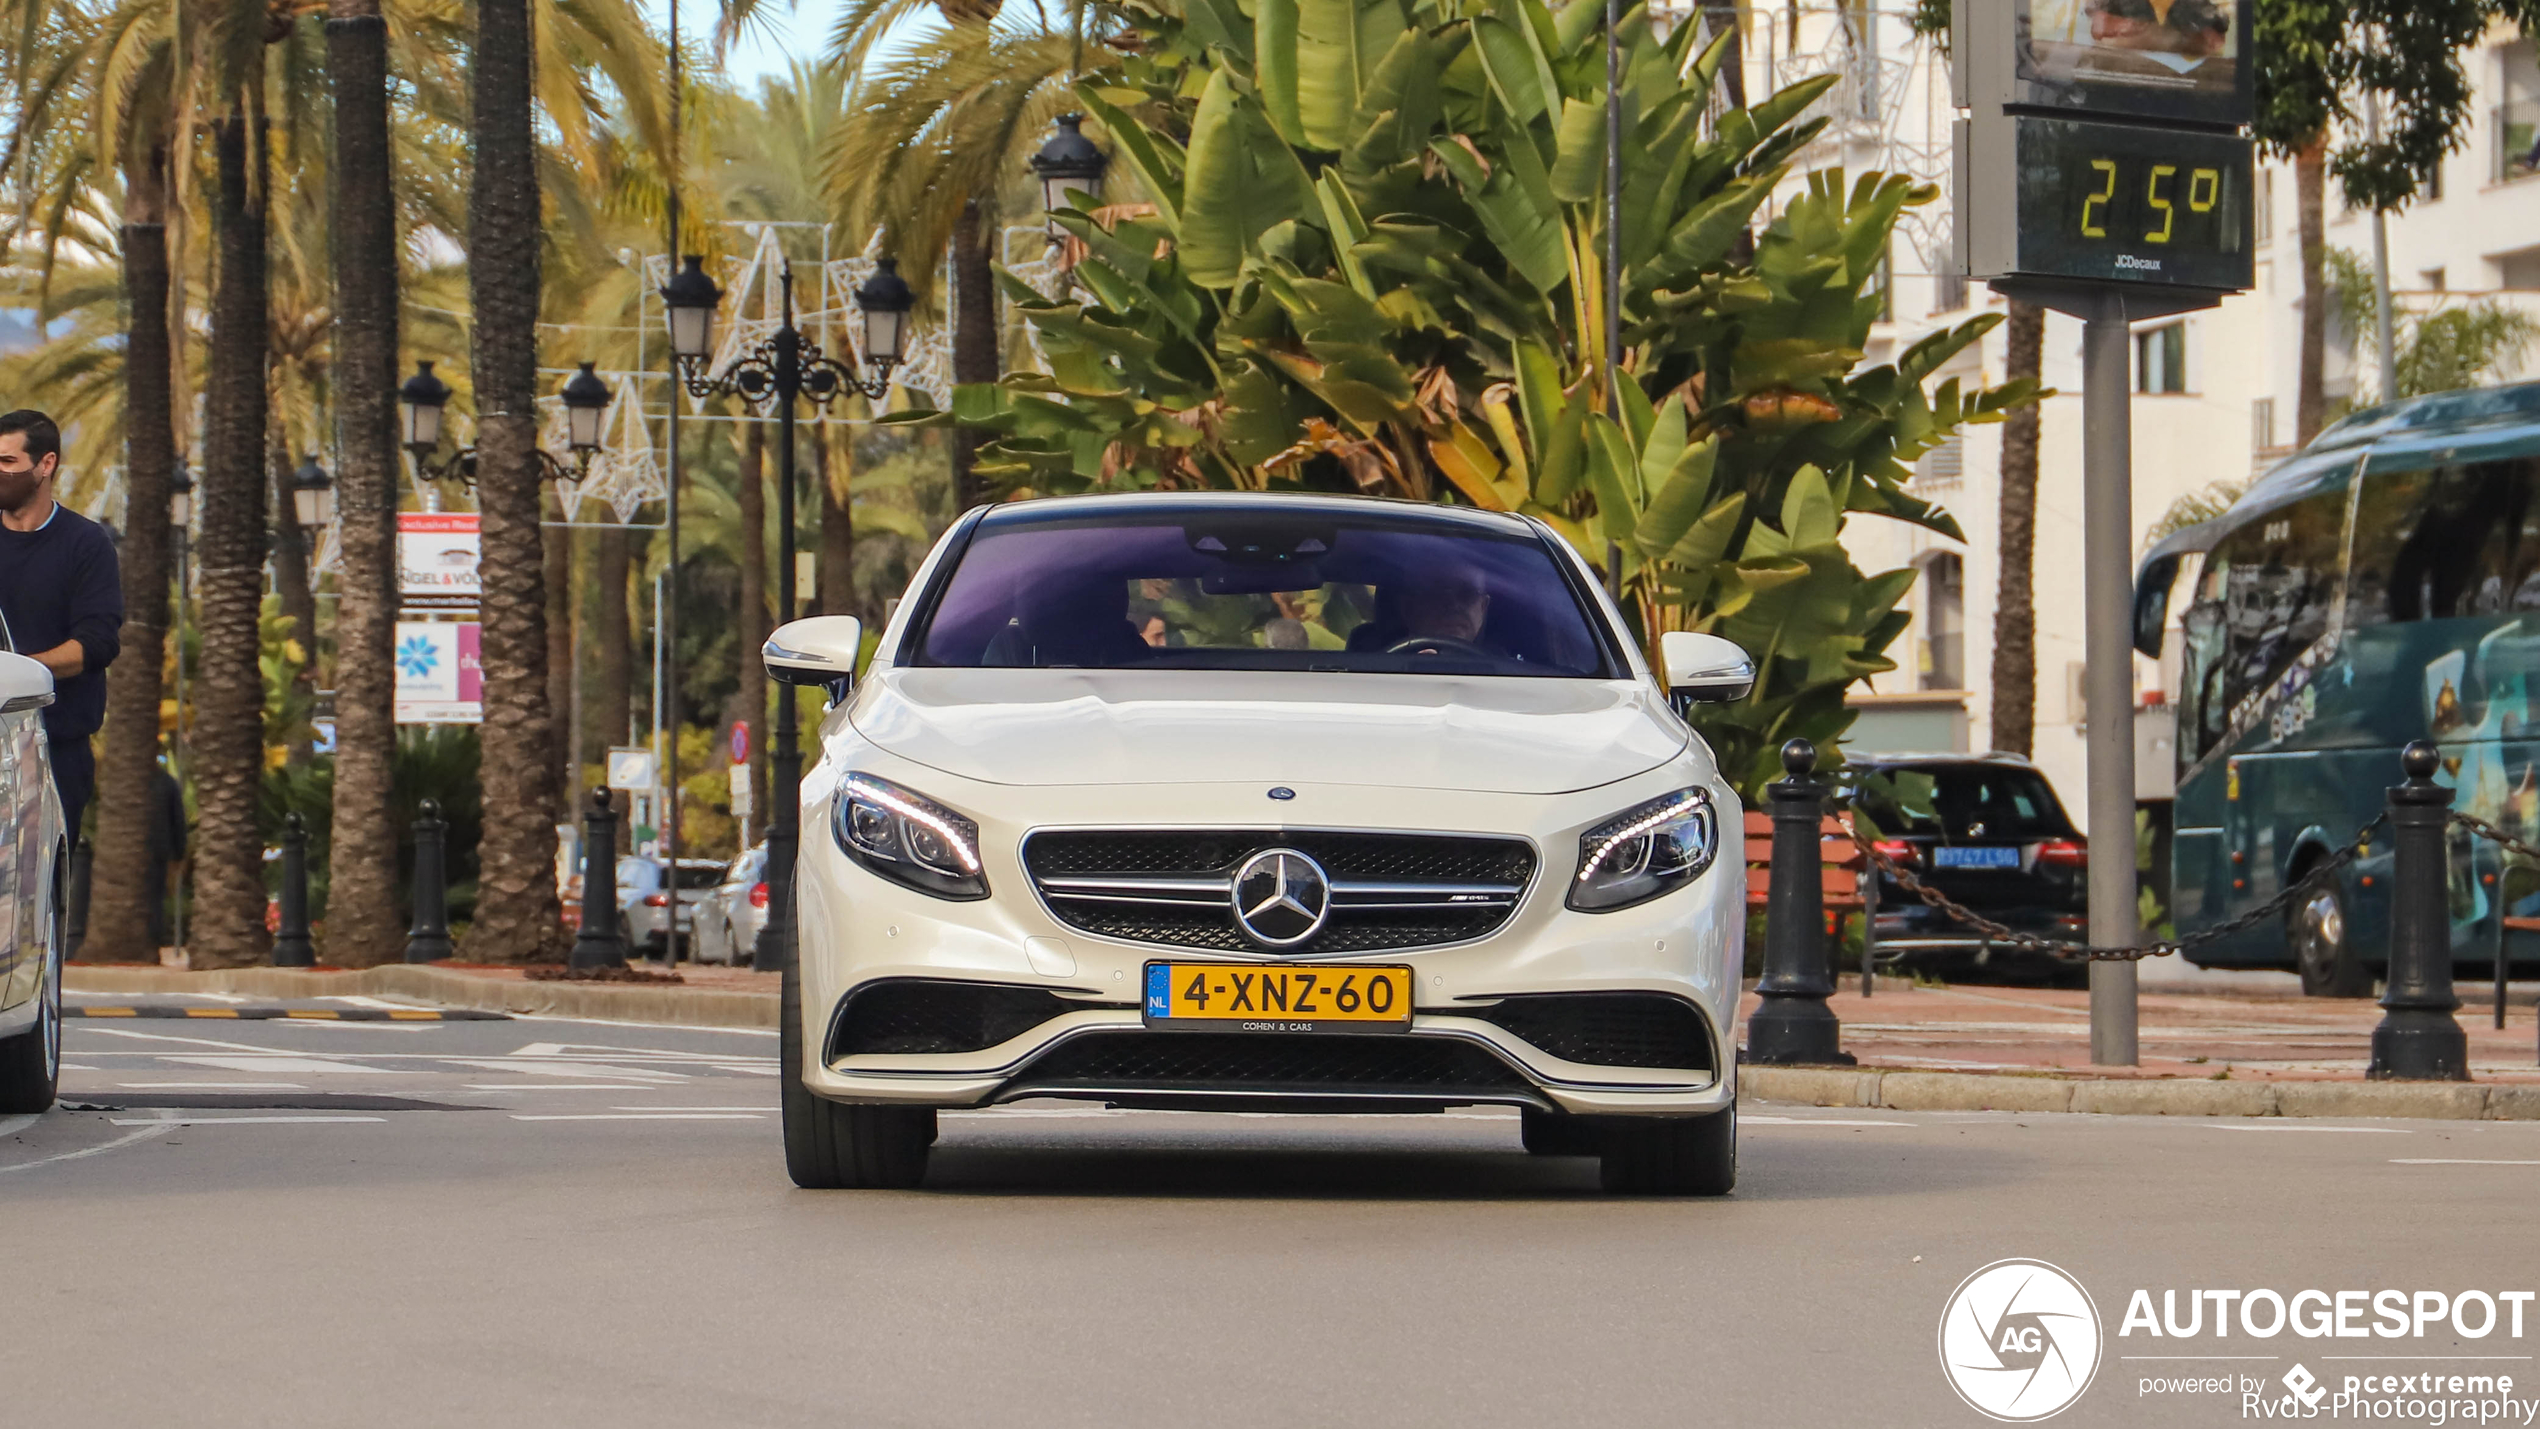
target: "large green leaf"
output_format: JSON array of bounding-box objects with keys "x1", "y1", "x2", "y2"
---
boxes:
[{"x1": 1181, "y1": 71, "x2": 1322, "y2": 288}]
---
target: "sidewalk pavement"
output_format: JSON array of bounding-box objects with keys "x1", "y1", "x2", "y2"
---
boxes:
[{"x1": 66, "y1": 959, "x2": 2540, "y2": 1118}]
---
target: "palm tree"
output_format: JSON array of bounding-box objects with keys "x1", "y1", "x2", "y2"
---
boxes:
[{"x1": 1986, "y1": 300, "x2": 2043, "y2": 759}]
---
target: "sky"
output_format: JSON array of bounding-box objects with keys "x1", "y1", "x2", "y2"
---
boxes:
[{"x1": 640, "y1": 0, "x2": 827, "y2": 93}]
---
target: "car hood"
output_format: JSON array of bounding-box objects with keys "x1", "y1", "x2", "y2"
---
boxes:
[{"x1": 847, "y1": 668, "x2": 1689, "y2": 795}]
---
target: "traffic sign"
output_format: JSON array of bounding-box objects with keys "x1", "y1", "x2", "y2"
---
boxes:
[
  {"x1": 731, "y1": 720, "x2": 750, "y2": 765},
  {"x1": 606, "y1": 747, "x2": 658, "y2": 792}
]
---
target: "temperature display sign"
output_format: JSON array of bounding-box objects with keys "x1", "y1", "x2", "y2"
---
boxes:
[{"x1": 1963, "y1": 113, "x2": 2253, "y2": 291}]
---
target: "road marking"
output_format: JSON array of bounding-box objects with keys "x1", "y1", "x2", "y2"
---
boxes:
[
  {"x1": 117, "y1": 1081, "x2": 309, "y2": 1090},
  {"x1": 612, "y1": 1105, "x2": 777, "y2": 1112},
  {"x1": 69, "y1": 1006, "x2": 506, "y2": 1021},
  {"x1": 1743, "y1": 1116, "x2": 1914, "y2": 1126},
  {"x1": 164, "y1": 1055, "x2": 417, "y2": 1076},
  {"x1": 2122, "y1": 1356, "x2": 2281, "y2": 1361},
  {"x1": 2199, "y1": 1123, "x2": 2413, "y2": 1133},
  {"x1": 445, "y1": 1059, "x2": 687, "y2": 1081},
  {"x1": 714, "y1": 1065, "x2": 780, "y2": 1076},
  {"x1": 463, "y1": 1083, "x2": 658, "y2": 1091},
  {"x1": 0, "y1": 1113, "x2": 35, "y2": 1138},
  {"x1": 509, "y1": 1112, "x2": 763, "y2": 1121},
  {"x1": 107, "y1": 1115, "x2": 389, "y2": 1126},
  {"x1": 2391, "y1": 1158, "x2": 2540, "y2": 1166},
  {"x1": 0, "y1": 1111, "x2": 178, "y2": 1174}
]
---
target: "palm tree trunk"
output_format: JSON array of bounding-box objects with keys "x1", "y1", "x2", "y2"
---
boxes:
[
  {"x1": 596, "y1": 527, "x2": 631, "y2": 753},
  {"x1": 464, "y1": 0, "x2": 562, "y2": 961},
  {"x1": 814, "y1": 423, "x2": 854, "y2": 620},
  {"x1": 269, "y1": 436, "x2": 318, "y2": 767},
  {"x1": 735, "y1": 420, "x2": 767, "y2": 842},
  {"x1": 191, "y1": 108, "x2": 272, "y2": 971},
  {"x1": 2296, "y1": 136, "x2": 2330, "y2": 446},
  {"x1": 546, "y1": 499, "x2": 574, "y2": 820},
  {"x1": 326, "y1": 0, "x2": 404, "y2": 966},
  {"x1": 87, "y1": 202, "x2": 175, "y2": 963},
  {"x1": 950, "y1": 199, "x2": 998, "y2": 510},
  {"x1": 1987, "y1": 298, "x2": 2045, "y2": 760}
]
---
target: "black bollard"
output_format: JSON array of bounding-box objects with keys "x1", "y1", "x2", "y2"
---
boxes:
[
  {"x1": 571, "y1": 788, "x2": 629, "y2": 970},
  {"x1": 1747, "y1": 738, "x2": 1855, "y2": 1066},
  {"x1": 272, "y1": 812, "x2": 316, "y2": 967},
  {"x1": 2370, "y1": 741, "x2": 2469, "y2": 1079},
  {"x1": 403, "y1": 798, "x2": 454, "y2": 964}
]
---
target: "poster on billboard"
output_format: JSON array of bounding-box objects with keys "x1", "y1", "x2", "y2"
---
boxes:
[
  {"x1": 398, "y1": 512, "x2": 481, "y2": 608},
  {"x1": 394, "y1": 621, "x2": 482, "y2": 723}
]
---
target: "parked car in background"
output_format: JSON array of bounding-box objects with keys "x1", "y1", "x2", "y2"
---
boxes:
[
  {"x1": 1851, "y1": 753, "x2": 2090, "y2": 985},
  {"x1": 0, "y1": 626, "x2": 67, "y2": 1112},
  {"x1": 618, "y1": 857, "x2": 728, "y2": 958},
  {"x1": 693, "y1": 844, "x2": 768, "y2": 966}
]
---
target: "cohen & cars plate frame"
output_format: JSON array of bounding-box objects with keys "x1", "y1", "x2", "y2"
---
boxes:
[{"x1": 1143, "y1": 961, "x2": 1415, "y2": 1035}]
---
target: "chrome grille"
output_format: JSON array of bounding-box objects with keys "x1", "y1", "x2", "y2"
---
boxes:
[{"x1": 1022, "y1": 829, "x2": 1535, "y2": 954}]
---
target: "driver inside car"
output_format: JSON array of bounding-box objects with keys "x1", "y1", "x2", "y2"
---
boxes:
[{"x1": 1399, "y1": 564, "x2": 1492, "y2": 648}]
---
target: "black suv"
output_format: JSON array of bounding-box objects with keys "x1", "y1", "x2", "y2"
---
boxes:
[{"x1": 1851, "y1": 753, "x2": 2091, "y2": 985}]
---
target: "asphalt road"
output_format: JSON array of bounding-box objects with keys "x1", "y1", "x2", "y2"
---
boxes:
[{"x1": 6, "y1": 992, "x2": 2536, "y2": 1428}]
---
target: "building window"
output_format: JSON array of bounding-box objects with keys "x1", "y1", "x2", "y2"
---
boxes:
[
  {"x1": 2422, "y1": 267, "x2": 2447, "y2": 292},
  {"x1": 2501, "y1": 40, "x2": 2540, "y2": 183},
  {"x1": 2251, "y1": 397, "x2": 2276, "y2": 454},
  {"x1": 2137, "y1": 322, "x2": 2188, "y2": 394},
  {"x1": 1920, "y1": 552, "x2": 1965, "y2": 692},
  {"x1": 1915, "y1": 434, "x2": 1966, "y2": 489},
  {"x1": 2256, "y1": 169, "x2": 2273, "y2": 246},
  {"x1": 2418, "y1": 158, "x2": 2444, "y2": 202}
]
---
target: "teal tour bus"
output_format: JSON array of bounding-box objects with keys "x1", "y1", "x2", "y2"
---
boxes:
[{"x1": 2136, "y1": 381, "x2": 2540, "y2": 995}]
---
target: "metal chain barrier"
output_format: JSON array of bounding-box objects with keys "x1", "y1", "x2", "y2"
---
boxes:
[
  {"x1": 1837, "y1": 809, "x2": 2389, "y2": 963},
  {"x1": 2448, "y1": 809, "x2": 2540, "y2": 866}
]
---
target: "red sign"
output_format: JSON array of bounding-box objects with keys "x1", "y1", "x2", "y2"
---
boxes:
[{"x1": 730, "y1": 720, "x2": 750, "y2": 765}]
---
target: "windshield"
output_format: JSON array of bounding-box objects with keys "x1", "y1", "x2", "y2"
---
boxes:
[
  {"x1": 1856, "y1": 764, "x2": 2076, "y2": 842},
  {"x1": 910, "y1": 507, "x2": 1615, "y2": 677}
]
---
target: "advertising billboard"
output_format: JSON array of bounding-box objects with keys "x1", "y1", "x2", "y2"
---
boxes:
[
  {"x1": 393, "y1": 620, "x2": 482, "y2": 724},
  {"x1": 398, "y1": 512, "x2": 481, "y2": 609}
]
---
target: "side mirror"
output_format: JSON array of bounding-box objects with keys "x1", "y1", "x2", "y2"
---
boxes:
[
  {"x1": 0, "y1": 651, "x2": 54, "y2": 714},
  {"x1": 764, "y1": 616, "x2": 863, "y2": 692},
  {"x1": 1658, "y1": 631, "x2": 1754, "y2": 703}
]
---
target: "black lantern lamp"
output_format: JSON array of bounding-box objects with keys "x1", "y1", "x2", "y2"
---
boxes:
[
  {"x1": 1029, "y1": 114, "x2": 1108, "y2": 219},
  {"x1": 660, "y1": 255, "x2": 725, "y2": 371},
  {"x1": 167, "y1": 458, "x2": 194, "y2": 528},
  {"x1": 853, "y1": 259, "x2": 916, "y2": 377},
  {"x1": 399, "y1": 361, "x2": 453, "y2": 456},
  {"x1": 291, "y1": 456, "x2": 334, "y2": 531},
  {"x1": 559, "y1": 361, "x2": 613, "y2": 461}
]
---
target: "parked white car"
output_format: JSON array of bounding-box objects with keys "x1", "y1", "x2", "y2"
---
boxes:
[
  {"x1": 0, "y1": 631, "x2": 67, "y2": 1113},
  {"x1": 692, "y1": 844, "x2": 768, "y2": 966},
  {"x1": 618, "y1": 856, "x2": 728, "y2": 959},
  {"x1": 765, "y1": 493, "x2": 1753, "y2": 1193}
]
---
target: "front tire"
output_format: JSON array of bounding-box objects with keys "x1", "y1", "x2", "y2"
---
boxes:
[
  {"x1": 1599, "y1": 1105, "x2": 1735, "y2": 1196},
  {"x1": 780, "y1": 953, "x2": 932, "y2": 1189},
  {"x1": 0, "y1": 895, "x2": 63, "y2": 1115},
  {"x1": 2291, "y1": 880, "x2": 2370, "y2": 998},
  {"x1": 1520, "y1": 1107, "x2": 1600, "y2": 1156}
]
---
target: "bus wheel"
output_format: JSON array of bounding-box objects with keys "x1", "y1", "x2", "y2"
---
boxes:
[{"x1": 2290, "y1": 882, "x2": 2369, "y2": 997}]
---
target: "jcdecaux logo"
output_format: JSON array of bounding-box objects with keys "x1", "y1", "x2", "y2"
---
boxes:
[{"x1": 1941, "y1": 1264, "x2": 2540, "y2": 1422}]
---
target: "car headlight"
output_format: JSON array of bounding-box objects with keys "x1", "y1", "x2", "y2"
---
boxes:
[
  {"x1": 1567, "y1": 787, "x2": 1718, "y2": 912},
  {"x1": 832, "y1": 773, "x2": 989, "y2": 900}
]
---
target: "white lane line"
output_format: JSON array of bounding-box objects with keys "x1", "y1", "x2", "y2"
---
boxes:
[
  {"x1": 463, "y1": 1083, "x2": 657, "y2": 1091},
  {"x1": 2391, "y1": 1158, "x2": 2540, "y2": 1166},
  {"x1": 117, "y1": 1081, "x2": 309, "y2": 1090},
  {"x1": 0, "y1": 1111, "x2": 178, "y2": 1174},
  {"x1": 444, "y1": 1059, "x2": 687, "y2": 1082},
  {"x1": 713, "y1": 1065, "x2": 780, "y2": 1076},
  {"x1": 2199, "y1": 1123, "x2": 2413, "y2": 1134},
  {"x1": 510, "y1": 1112, "x2": 763, "y2": 1121},
  {"x1": 611, "y1": 1106, "x2": 777, "y2": 1112},
  {"x1": 1743, "y1": 1116, "x2": 1916, "y2": 1127},
  {"x1": 58, "y1": 1063, "x2": 97, "y2": 1070},
  {"x1": 108, "y1": 1115, "x2": 388, "y2": 1126},
  {"x1": 508, "y1": 1014, "x2": 779, "y2": 1036},
  {"x1": 162, "y1": 1055, "x2": 417, "y2": 1075}
]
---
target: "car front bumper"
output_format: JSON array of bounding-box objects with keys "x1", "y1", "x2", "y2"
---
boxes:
[{"x1": 790, "y1": 753, "x2": 1745, "y2": 1118}]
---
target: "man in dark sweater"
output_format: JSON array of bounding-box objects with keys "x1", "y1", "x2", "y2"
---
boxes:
[{"x1": 0, "y1": 410, "x2": 123, "y2": 836}]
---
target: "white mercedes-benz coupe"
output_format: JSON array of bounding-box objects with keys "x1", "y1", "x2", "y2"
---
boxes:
[{"x1": 765, "y1": 493, "x2": 1756, "y2": 1193}]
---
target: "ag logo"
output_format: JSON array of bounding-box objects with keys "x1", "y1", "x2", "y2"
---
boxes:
[{"x1": 1938, "y1": 1259, "x2": 2103, "y2": 1421}]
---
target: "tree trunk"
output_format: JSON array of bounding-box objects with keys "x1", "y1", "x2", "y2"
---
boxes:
[
  {"x1": 462, "y1": 0, "x2": 563, "y2": 962},
  {"x1": 734, "y1": 420, "x2": 767, "y2": 844},
  {"x1": 326, "y1": 0, "x2": 403, "y2": 967},
  {"x1": 2295, "y1": 135, "x2": 2330, "y2": 446},
  {"x1": 190, "y1": 109, "x2": 272, "y2": 971},
  {"x1": 814, "y1": 422, "x2": 855, "y2": 620},
  {"x1": 596, "y1": 527, "x2": 631, "y2": 755},
  {"x1": 269, "y1": 436, "x2": 318, "y2": 767},
  {"x1": 949, "y1": 200, "x2": 999, "y2": 511},
  {"x1": 87, "y1": 208, "x2": 175, "y2": 963},
  {"x1": 546, "y1": 496, "x2": 574, "y2": 820},
  {"x1": 1987, "y1": 299, "x2": 2045, "y2": 760}
]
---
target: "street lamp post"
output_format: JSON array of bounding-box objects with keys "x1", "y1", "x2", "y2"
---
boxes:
[
  {"x1": 168, "y1": 458, "x2": 194, "y2": 963},
  {"x1": 398, "y1": 359, "x2": 611, "y2": 486},
  {"x1": 660, "y1": 253, "x2": 912, "y2": 971},
  {"x1": 1027, "y1": 114, "x2": 1108, "y2": 233},
  {"x1": 291, "y1": 456, "x2": 336, "y2": 540}
]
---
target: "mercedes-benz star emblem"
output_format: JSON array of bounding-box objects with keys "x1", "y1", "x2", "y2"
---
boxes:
[{"x1": 1230, "y1": 848, "x2": 1331, "y2": 949}]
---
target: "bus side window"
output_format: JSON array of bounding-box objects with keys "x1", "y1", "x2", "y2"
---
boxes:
[
  {"x1": 2351, "y1": 460, "x2": 2540, "y2": 624},
  {"x1": 2200, "y1": 490, "x2": 2346, "y2": 731}
]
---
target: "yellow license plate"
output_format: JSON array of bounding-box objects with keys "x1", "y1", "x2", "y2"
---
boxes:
[{"x1": 1143, "y1": 962, "x2": 1413, "y2": 1033}]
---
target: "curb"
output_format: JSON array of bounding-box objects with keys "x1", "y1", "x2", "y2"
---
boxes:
[
  {"x1": 63, "y1": 966, "x2": 779, "y2": 1030},
  {"x1": 1740, "y1": 1065, "x2": 2538, "y2": 1120}
]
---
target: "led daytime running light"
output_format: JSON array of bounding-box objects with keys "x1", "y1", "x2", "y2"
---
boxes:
[
  {"x1": 842, "y1": 774, "x2": 982, "y2": 873},
  {"x1": 1576, "y1": 790, "x2": 1711, "y2": 883}
]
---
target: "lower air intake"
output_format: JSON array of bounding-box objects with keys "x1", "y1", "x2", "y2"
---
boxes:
[
  {"x1": 1465, "y1": 993, "x2": 1714, "y2": 1071},
  {"x1": 830, "y1": 980, "x2": 1076, "y2": 1058},
  {"x1": 1001, "y1": 1031, "x2": 1533, "y2": 1099}
]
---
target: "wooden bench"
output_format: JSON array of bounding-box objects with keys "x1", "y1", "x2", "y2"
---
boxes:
[{"x1": 1743, "y1": 809, "x2": 1868, "y2": 915}]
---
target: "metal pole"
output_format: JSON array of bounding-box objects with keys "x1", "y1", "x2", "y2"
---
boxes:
[
  {"x1": 757, "y1": 267, "x2": 804, "y2": 973},
  {"x1": 2371, "y1": 741, "x2": 2468, "y2": 1078},
  {"x1": 662, "y1": 0, "x2": 684, "y2": 965},
  {"x1": 2366, "y1": 92, "x2": 2398, "y2": 406},
  {"x1": 571, "y1": 786, "x2": 629, "y2": 969},
  {"x1": 1603, "y1": 0, "x2": 1622, "y2": 425},
  {"x1": 2082, "y1": 300, "x2": 2141, "y2": 1065},
  {"x1": 1747, "y1": 739, "x2": 1854, "y2": 1065},
  {"x1": 403, "y1": 798, "x2": 454, "y2": 963},
  {"x1": 272, "y1": 812, "x2": 315, "y2": 966},
  {"x1": 171, "y1": 525, "x2": 188, "y2": 963}
]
